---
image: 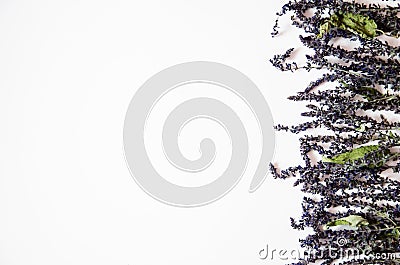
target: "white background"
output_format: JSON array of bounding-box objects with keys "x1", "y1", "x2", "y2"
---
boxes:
[{"x1": 0, "y1": 0, "x2": 334, "y2": 264}]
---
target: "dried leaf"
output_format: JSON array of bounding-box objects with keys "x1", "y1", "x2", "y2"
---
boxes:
[
  {"x1": 322, "y1": 145, "x2": 379, "y2": 164},
  {"x1": 318, "y1": 11, "x2": 377, "y2": 39},
  {"x1": 323, "y1": 215, "x2": 369, "y2": 230}
]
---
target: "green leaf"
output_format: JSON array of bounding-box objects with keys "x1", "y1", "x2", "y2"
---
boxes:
[
  {"x1": 323, "y1": 215, "x2": 369, "y2": 230},
  {"x1": 317, "y1": 21, "x2": 331, "y2": 38},
  {"x1": 392, "y1": 228, "x2": 400, "y2": 239},
  {"x1": 357, "y1": 86, "x2": 383, "y2": 101},
  {"x1": 355, "y1": 124, "x2": 366, "y2": 132},
  {"x1": 322, "y1": 145, "x2": 379, "y2": 164},
  {"x1": 317, "y1": 12, "x2": 377, "y2": 39},
  {"x1": 339, "y1": 81, "x2": 383, "y2": 101}
]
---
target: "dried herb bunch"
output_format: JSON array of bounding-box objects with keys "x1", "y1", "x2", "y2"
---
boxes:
[{"x1": 270, "y1": 0, "x2": 400, "y2": 264}]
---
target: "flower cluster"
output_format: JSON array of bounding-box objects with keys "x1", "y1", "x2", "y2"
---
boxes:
[{"x1": 270, "y1": 1, "x2": 400, "y2": 264}]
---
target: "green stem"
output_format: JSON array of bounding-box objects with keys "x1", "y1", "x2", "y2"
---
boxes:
[
  {"x1": 377, "y1": 29, "x2": 400, "y2": 38},
  {"x1": 368, "y1": 95, "x2": 397, "y2": 103}
]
